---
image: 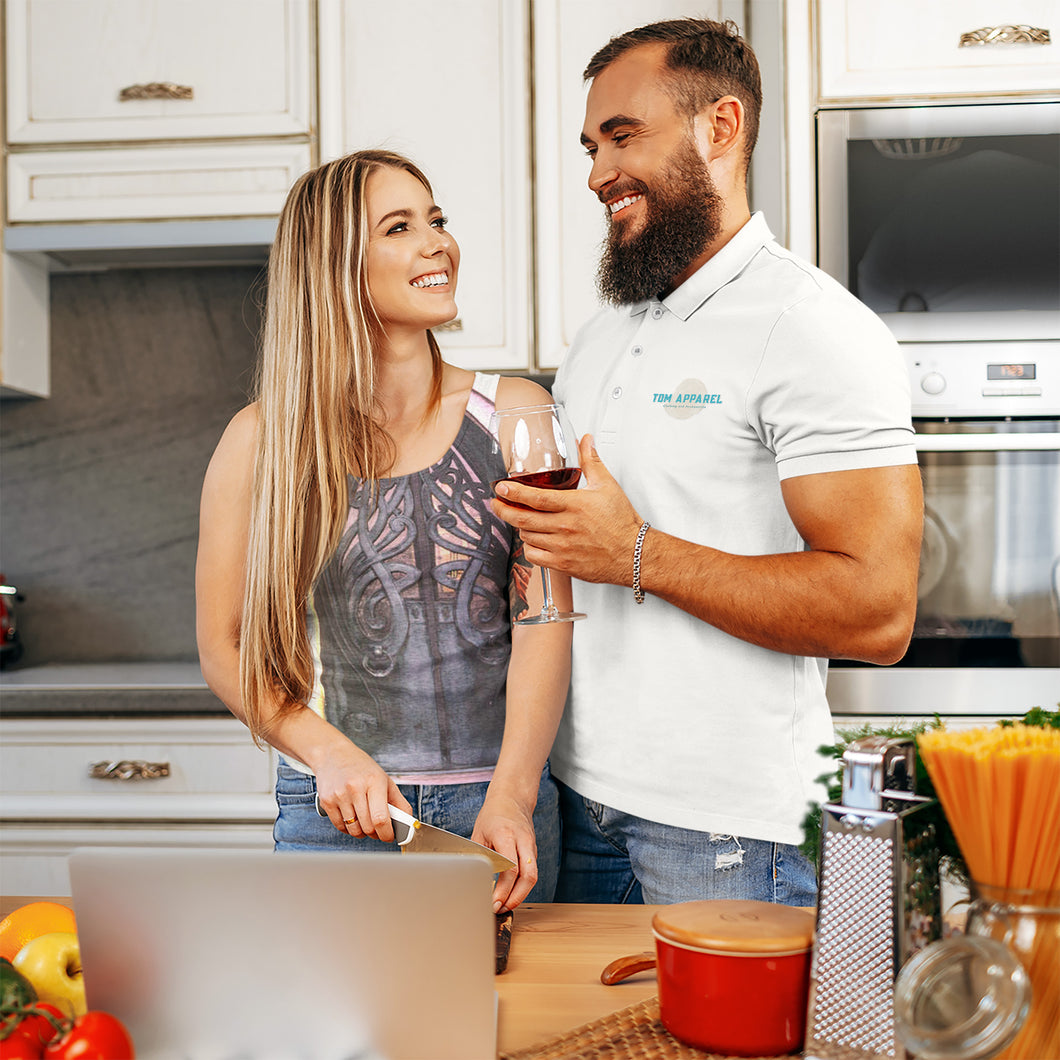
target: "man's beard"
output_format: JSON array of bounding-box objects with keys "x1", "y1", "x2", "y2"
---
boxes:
[{"x1": 596, "y1": 138, "x2": 723, "y2": 306}]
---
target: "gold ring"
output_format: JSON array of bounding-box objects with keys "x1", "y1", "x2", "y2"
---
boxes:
[{"x1": 343, "y1": 818, "x2": 357, "y2": 825}]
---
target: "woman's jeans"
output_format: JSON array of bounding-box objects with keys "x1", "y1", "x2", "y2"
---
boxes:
[
  {"x1": 274, "y1": 760, "x2": 560, "y2": 902},
  {"x1": 554, "y1": 780, "x2": 818, "y2": 906}
]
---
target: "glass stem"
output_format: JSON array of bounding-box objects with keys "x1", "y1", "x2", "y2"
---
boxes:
[{"x1": 540, "y1": 567, "x2": 559, "y2": 619}]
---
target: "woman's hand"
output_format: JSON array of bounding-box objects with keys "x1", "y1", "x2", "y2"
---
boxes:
[
  {"x1": 472, "y1": 790, "x2": 539, "y2": 912},
  {"x1": 313, "y1": 740, "x2": 414, "y2": 843}
]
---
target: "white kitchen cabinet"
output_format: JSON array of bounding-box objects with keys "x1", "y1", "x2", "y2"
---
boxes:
[
  {"x1": 317, "y1": 0, "x2": 532, "y2": 371},
  {"x1": 5, "y1": 0, "x2": 313, "y2": 144},
  {"x1": 7, "y1": 142, "x2": 312, "y2": 224},
  {"x1": 0, "y1": 717, "x2": 276, "y2": 897},
  {"x1": 0, "y1": 249, "x2": 50, "y2": 397},
  {"x1": 532, "y1": 0, "x2": 740, "y2": 369},
  {"x1": 4, "y1": 0, "x2": 315, "y2": 224},
  {"x1": 816, "y1": 0, "x2": 1060, "y2": 103}
]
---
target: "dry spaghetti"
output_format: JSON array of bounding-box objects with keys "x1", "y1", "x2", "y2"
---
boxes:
[{"x1": 917, "y1": 724, "x2": 1059, "y2": 1060}]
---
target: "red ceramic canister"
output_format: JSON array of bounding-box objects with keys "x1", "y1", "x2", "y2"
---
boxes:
[{"x1": 651, "y1": 900, "x2": 815, "y2": 1056}]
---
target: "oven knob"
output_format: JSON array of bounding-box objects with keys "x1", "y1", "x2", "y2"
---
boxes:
[{"x1": 920, "y1": 371, "x2": 946, "y2": 395}]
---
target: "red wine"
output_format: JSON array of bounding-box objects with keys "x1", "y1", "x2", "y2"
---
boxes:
[
  {"x1": 491, "y1": 468, "x2": 582, "y2": 510},
  {"x1": 500, "y1": 468, "x2": 582, "y2": 491}
]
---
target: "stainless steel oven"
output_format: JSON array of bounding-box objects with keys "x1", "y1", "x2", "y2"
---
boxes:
[{"x1": 827, "y1": 356, "x2": 1060, "y2": 719}]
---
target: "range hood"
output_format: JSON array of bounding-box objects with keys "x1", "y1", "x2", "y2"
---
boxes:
[{"x1": 3, "y1": 218, "x2": 276, "y2": 270}]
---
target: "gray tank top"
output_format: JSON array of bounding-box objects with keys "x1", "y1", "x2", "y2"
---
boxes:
[{"x1": 306, "y1": 373, "x2": 514, "y2": 776}]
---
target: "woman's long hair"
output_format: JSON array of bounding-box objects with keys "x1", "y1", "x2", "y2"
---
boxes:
[{"x1": 240, "y1": 150, "x2": 443, "y2": 742}]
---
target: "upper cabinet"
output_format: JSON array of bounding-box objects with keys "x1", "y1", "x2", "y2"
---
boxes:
[
  {"x1": 4, "y1": 0, "x2": 314, "y2": 223},
  {"x1": 316, "y1": 0, "x2": 532, "y2": 372},
  {"x1": 816, "y1": 1, "x2": 1060, "y2": 103},
  {"x1": 6, "y1": 0, "x2": 313, "y2": 143}
]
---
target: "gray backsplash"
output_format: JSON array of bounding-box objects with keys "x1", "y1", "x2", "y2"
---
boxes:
[{"x1": 1, "y1": 266, "x2": 263, "y2": 666}]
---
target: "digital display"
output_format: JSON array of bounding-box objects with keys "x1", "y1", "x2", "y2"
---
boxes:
[{"x1": 987, "y1": 363, "x2": 1036, "y2": 381}]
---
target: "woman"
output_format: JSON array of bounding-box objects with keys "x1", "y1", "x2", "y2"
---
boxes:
[{"x1": 195, "y1": 150, "x2": 571, "y2": 910}]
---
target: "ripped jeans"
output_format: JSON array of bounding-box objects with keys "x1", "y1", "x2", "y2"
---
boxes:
[{"x1": 554, "y1": 780, "x2": 817, "y2": 906}]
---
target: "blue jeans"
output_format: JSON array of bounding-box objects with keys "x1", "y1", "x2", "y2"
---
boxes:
[
  {"x1": 273, "y1": 761, "x2": 560, "y2": 902},
  {"x1": 554, "y1": 780, "x2": 817, "y2": 906}
]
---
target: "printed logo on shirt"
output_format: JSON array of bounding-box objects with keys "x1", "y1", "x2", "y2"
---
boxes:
[{"x1": 653, "y1": 378, "x2": 723, "y2": 420}]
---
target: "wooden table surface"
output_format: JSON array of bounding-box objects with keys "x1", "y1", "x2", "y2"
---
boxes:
[
  {"x1": 2, "y1": 895, "x2": 662, "y2": 1055},
  {"x1": 496, "y1": 903, "x2": 660, "y2": 1052}
]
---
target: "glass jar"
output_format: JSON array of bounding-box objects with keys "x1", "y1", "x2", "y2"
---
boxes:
[
  {"x1": 894, "y1": 883, "x2": 1059, "y2": 1060},
  {"x1": 966, "y1": 884, "x2": 1060, "y2": 1060}
]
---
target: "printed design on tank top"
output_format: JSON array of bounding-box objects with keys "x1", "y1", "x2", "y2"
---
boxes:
[{"x1": 335, "y1": 437, "x2": 509, "y2": 680}]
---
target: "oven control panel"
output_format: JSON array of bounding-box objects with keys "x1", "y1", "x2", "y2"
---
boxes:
[{"x1": 903, "y1": 342, "x2": 1059, "y2": 417}]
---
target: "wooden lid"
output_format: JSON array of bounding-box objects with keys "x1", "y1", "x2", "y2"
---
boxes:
[{"x1": 652, "y1": 900, "x2": 815, "y2": 954}]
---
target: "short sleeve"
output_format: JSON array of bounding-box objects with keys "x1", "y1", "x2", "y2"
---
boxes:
[{"x1": 750, "y1": 286, "x2": 918, "y2": 480}]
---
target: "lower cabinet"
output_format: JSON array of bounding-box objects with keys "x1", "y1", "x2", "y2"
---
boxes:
[{"x1": 0, "y1": 716, "x2": 277, "y2": 897}]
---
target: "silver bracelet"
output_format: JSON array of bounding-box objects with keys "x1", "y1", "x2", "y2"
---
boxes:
[{"x1": 632, "y1": 521, "x2": 650, "y2": 604}]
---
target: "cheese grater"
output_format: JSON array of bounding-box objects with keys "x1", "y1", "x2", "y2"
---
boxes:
[{"x1": 804, "y1": 736, "x2": 941, "y2": 1060}]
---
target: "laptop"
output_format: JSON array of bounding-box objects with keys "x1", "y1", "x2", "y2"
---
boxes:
[{"x1": 68, "y1": 847, "x2": 498, "y2": 1060}]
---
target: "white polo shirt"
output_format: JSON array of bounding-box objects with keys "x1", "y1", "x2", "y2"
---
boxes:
[{"x1": 551, "y1": 212, "x2": 916, "y2": 845}]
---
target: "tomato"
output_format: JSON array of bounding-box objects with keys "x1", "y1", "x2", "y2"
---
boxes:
[
  {"x1": 42, "y1": 1013, "x2": 134, "y2": 1060},
  {"x1": 0, "y1": 1033, "x2": 42, "y2": 1059},
  {"x1": 7, "y1": 1004, "x2": 65, "y2": 1052}
]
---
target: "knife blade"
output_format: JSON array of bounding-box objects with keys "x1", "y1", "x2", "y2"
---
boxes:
[
  {"x1": 388, "y1": 805, "x2": 516, "y2": 874},
  {"x1": 314, "y1": 794, "x2": 515, "y2": 874}
]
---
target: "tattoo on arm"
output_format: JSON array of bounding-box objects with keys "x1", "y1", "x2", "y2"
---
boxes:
[{"x1": 509, "y1": 536, "x2": 533, "y2": 622}]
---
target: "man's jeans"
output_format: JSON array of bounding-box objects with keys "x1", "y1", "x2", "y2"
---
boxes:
[
  {"x1": 554, "y1": 780, "x2": 818, "y2": 906},
  {"x1": 273, "y1": 760, "x2": 561, "y2": 902}
]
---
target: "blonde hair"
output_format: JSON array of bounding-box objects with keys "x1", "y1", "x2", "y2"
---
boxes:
[{"x1": 240, "y1": 150, "x2": 443, "y2": 742}]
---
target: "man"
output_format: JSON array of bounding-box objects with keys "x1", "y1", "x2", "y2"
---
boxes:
[{"x1": 492, "y1": 19, "x2": 923, "y2": 906}]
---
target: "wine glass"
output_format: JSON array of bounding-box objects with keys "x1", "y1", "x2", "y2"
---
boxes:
[{"x1": 490, "y1": 404, "x2": 587, "y2": 624}]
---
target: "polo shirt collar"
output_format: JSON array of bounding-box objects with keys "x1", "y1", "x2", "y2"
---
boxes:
[{"x1": 660, "y1": 212, "x2": 774, "y2": 322}]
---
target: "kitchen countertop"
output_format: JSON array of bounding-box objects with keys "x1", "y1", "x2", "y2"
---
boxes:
[
  {"x1": 0, "y1": 662, "x2": 227, "y2": 715},
  {"x1": 1, "y1": 661, "x2": 225, "y2": 720}
]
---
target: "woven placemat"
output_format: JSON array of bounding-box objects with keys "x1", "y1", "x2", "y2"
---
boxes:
[{"x1": 500, "y1": 996, "x2": 784, "y2": 1060}]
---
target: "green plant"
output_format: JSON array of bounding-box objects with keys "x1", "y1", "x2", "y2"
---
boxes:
[{"x1": 998, "y1": 705, "x2": 1060, "y2": 730}]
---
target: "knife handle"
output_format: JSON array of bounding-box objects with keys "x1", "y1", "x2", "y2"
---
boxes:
[{"x1": 388, "y1": 803, "x2": 417, "y2": 846}]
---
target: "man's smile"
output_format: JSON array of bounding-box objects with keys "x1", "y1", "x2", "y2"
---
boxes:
[{"x1": 608, "y1": 193, "x2": 645, "y2": 216}]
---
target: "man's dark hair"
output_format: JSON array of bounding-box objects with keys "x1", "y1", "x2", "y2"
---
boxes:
[{"x1": 583, "y1": 18, "x2": 762, "y2": 170}]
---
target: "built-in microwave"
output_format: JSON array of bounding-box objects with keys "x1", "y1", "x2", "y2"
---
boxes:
[{"x1": 817, "y1": 101, "x2": 1060, "y2": 417}]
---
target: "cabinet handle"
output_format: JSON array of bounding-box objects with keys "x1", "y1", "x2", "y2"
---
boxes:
[
  {"x1": 434, "y1": 318, "x2": 463, "y2": 333},
  {"x1": 118, "y1": 82, "x2": 194, "y2": 102},
  {"x1": 959, "y1": 25, "x2": 1051, "y2": 46},
  {"x1": 89, "y1": 760, "x2": 171, "y2": 781}
]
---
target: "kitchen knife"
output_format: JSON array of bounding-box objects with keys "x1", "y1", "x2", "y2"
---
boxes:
[
  {"x1": 314, "y1": 795, "x2": 515, "y2": 874},
  {"x1": 388, "y1": 804, "x2": 516, "y2": 874}
]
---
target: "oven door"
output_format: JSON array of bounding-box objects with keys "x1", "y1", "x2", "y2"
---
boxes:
[{"x1": 827, "y1": 420, "x2": 1060, "y2": 719}]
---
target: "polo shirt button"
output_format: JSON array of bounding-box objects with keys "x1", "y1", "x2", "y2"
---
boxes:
[
  {"x1": 651, "y1": 306, "x2": 663, "y2": 319},
  {"x1": 631, "y1": 345, "x2": 643, "y2": 356},
  {"x1": 611, "y1": 386, "x2": 623, "y2": 399}
]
